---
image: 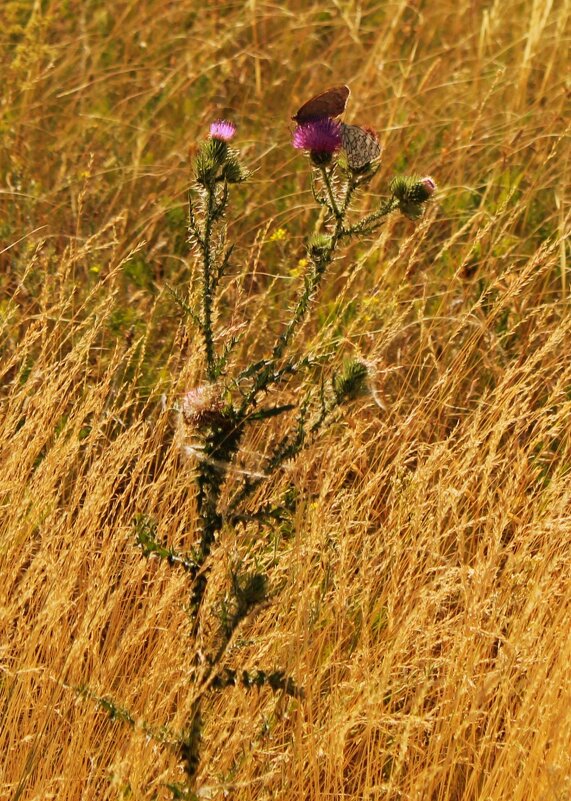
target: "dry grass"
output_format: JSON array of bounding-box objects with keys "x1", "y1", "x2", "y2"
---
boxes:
[{"x1": 1, "y1": 0, "x2": 570, "y2": 799}]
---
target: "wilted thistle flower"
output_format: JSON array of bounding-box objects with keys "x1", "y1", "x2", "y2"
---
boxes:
[
  {"x1": 292, "y1": 118, "x2": 342, "y2": 166},
  {"x1": 181, "y1": 385, "x2": 225, "y2": 428},
  {"x1": 210, "y1": 120, "x2": 236, "y2": 142}
]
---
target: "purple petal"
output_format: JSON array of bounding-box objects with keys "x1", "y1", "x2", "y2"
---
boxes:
[
  {"x1": 210, "y1": 120, "x2": 236, "y2": 141},
  {"x1": 292, "y1": 118, "x2": 342, "y2": 154}
]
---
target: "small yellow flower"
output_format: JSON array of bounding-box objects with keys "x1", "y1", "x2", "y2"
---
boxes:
[
  {"x1": 289, "y1": 258, "x2": 308, "y2": 278},
  {"x1": 269, "y1": 227, "x2": 287, "y2": 242}
]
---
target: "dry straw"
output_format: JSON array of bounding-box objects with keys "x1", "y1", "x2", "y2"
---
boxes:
[{"x1": 1, "y1": 1, "x2": 569, "y2": 800}]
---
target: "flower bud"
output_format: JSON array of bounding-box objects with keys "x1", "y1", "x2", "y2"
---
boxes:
[
  {"x1": 332, "y1": 360, "x2": 369, "y2": 402},
  {"x1": 389, "y1": 176, "x2": 416, "y2": 202},
  {"x1": 208, "y1": 137, "x2": 229, "y2": 164},
  {"x1": 307, "y1": 233, "x2": 332, "y2": 259},
  {"x1": 222, "y1": 157, "x2": 248, "y2": 183},
  {"x1": 195, "y1": 144, "x2": 220, "y2": 185},
  {"x1": 408, "y1": 176, "x2": 437, "y2": 203},
  {"x1": 389, "y1": 175, "x2": 437, "y2": 219}
]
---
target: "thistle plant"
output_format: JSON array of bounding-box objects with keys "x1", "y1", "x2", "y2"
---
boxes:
[{"x1": 97, "y1": 105, "x2": 435, "y2": 795}]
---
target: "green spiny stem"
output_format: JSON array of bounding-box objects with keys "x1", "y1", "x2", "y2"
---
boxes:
[
  {"x1": 340, "y1": 173, "x2": 361, "y2": 215},
  {"x1": 227, "y1": 400, "x2": 309, "y2": 513},
  {"x1": 211, "y1": 667, "x2": 302, "y2": 698},
  {"x1": 196, "y1": 467, "x2": 223, "y2": 555},
  {"x1": 136, "y1": 524, "x2": 200, "y2": 574},
  {"x1": 227, "y1": 182, "x2": 397, "y2": 509},
  {"x1": 271, "y1": 259, "x2": 326, "y2": 360},
  {"x1": 180, "y1": 700, "x2": 202, "y2": 783},
  {"x1": 165, "y1": 281, "x2": 201, "y2": 328},
  {"x1": 319, "y1": 165, "x2": 342, "y2": 219},
  {"x1": 191, "y1": 414, "x2": 245, "y2": 615},
  {"x1": 211, "y1": 180, "x2": 228, "y2": 222},
  {"x1": 196, "y1": 453, "x2": 227, "y2": 557},
  {"x1": 340, "y1": 195, "x2": 400, "y2": 239},
  {"x1": 267, "y1": 175, "x2": 354, "y2": 360},
  {"x1": 199, "y1": 183, "x2": 218, "y2": 382},
  {"x1": 212, "y1": 242, "x2": 234, "y2": 293},
  {"x1": 235, "y1": 175, "x2": 355, "y2": 418},
  {"x1": 188, "y1": 191, "x2": 203, "y2": 247},
  {"x1": 311, "y1": 173, "x2": 328, "y2": 207},
  {"x1": 76, "y1": 685, "x2": 181, "y2": 749},
  {"x1": 228, "y1": 370, "x2": 360, "y2": 517},
  {"x1": 261, "y1": 181, "x2": 349, "y2": 355}
]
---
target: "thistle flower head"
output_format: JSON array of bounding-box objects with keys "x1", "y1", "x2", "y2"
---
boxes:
[
  {"x1": 419, "y1": 176, "x2": 437, "y2": 197},
  {"x1": 196, "y1": 124, "x2": 238, "y2": 184},
  {"x1": 181, "y1": 385, "x2": 224, "y2": 427},
  {"x1": 389, "y1": 175, "x2": 437, "y2": 219},
  {"x1": 210, "y1": 120, "x2": 236, "y2": 142},
  {"x1": 292, "y1": 118, "x2": 342, "y2": 166}
]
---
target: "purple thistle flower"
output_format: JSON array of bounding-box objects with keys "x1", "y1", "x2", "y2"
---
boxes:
[
  {"x1": 292, "y1": 118, "x2": 342, "y2": 165},
  {"x1": 210, "y1": 120, "x2": 236, "y2": 142}
]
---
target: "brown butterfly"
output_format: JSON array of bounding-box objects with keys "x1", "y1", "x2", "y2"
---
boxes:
[
  {"x1": 340, "y1": 123, "x2": 381, "y2": 169},
  {"x1": 292, "y1": 85, "x2": 350, "y2": 124}
]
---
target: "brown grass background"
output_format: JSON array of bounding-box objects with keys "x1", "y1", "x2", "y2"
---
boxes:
[{"x1": 1, "y1": 0, "x2": 570, "y2": 799}]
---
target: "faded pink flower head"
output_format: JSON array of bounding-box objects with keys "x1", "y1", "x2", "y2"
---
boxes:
[
  {"x1": 181, "y1": 385, "x2": 224, "y2": 426},
  {"x1": 210, "y1": 120, "x2": 236, "y2": 142},
  {"x1": 420, "y1": 176, "x2": 437, "y2": 196}
]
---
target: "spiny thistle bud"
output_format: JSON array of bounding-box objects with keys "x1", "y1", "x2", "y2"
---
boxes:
[
  {"x1": 389, "y1": 175, "x2": 418, "y2": 202},
  {"x1": 208, "y1": 136, "x2": 229, "y2": 164},
  {"x1": 408, "y1": 176, "x2": 437, "y2": 203},
  {"x1": 332, "y1": 359, "x2": 369, "y2": 402},
  {"x1": 389, "y1": 175, "x2": 436, "y2": 220},
  {"x1": 400, "y1": 201, "x2": 423, "y2": 220},
  {"x1": 195, "y1": 146, "x2": 220, "y2": 186},
  {"x1": 307, "y1": 233, "x2": 332, "y2": 259},
  {"x1": 196, "y1": 120, "x2": 242, "y2": 185},
  {"x1": 208, "y1": 135, "x2": 234, "y2": 165},
  {"x1": 222, "y1": 156, "x2": 248, "y2": 184}
]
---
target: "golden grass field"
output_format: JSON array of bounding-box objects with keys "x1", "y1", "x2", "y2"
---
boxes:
[{"x1": 1, "y1": 0, "x2": 570, "y2": 799}]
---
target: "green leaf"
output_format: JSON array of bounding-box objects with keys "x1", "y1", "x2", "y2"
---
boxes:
[{"x1": 247, "y1": 404, "x2": 296, "y2": 422}]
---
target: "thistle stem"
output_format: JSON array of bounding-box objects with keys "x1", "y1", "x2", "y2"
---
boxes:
[
  {"x1": 200, "y1": 184, "x2": 217, "y2": 382},
  {"x1": 237, "y1": 173, "x2": 357, "y2": 416},
  {"x1": 340, "y1": 195, "x2": 399, "y2": 239},
  {"x1": 319, "y1": 166, "x2": 342, "y2": 219}
]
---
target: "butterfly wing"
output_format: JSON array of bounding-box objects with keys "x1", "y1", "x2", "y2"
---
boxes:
[
  {"x1": 293, "y1": 85, "x2": 350, "y2": 123},
  {"x1": 340, "y1": 123, "x2": 381, "y2": 169}
]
